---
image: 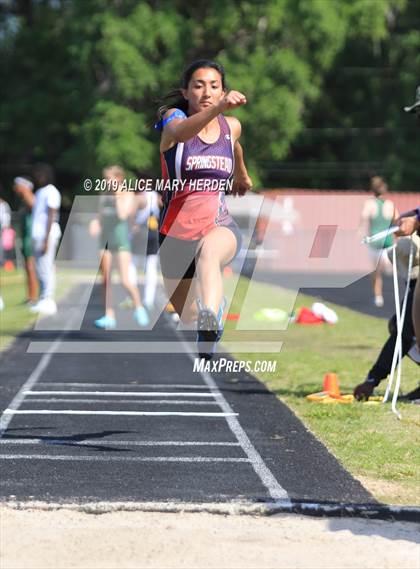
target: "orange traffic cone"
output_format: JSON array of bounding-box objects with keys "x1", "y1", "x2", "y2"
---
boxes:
[
  {"x1": 4, "y1": 260, "x2": 15, "y2": 272},
  {"x1": 323, "y1": 373, "x2": 340, "y2": 397}
]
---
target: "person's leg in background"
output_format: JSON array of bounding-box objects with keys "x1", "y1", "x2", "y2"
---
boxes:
[
  {"x1": 413, "y1": 278, "x2": 420, "y2": 350},
  {"x1": 117, "y1": 250, "x2": 149, "y2": 327},
  {"x1": 354, "y1": 283, "x2": 415, "y2": 400},
  {"x1": 31, "y1": 236, "x2": 59, "y2": 315},
  {"x1": 407, "y1": 277, "x2": 420, "y2": 364},
  {"x1": 24, "y1": 255, "x2": 38, "y2": 303}
]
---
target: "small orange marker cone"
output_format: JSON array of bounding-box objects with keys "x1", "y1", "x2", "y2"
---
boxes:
[
  {"x1": 223, "y1": 265, "x2": 233, "y2": 277},
  {"x1": 323, "y1": 373, "x2": 340, "y2": 397},
  {"x1": 4, "y1": 260, "x2": 15, "y2": 272}
]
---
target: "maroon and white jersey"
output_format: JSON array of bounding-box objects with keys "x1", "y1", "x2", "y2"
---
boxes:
[{"x1": 160, "y1": 113, "x2": 235, "y2": 240}]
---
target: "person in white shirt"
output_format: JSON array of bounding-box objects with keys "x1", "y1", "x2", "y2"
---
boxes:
[{"x1": 30, "y1": 164, "x2": 61, "y2": 315}]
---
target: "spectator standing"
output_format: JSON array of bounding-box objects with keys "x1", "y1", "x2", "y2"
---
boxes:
[
  {"x1": 13, "y1": 176, "x2": 38, "y2": 304},
  {"x1": 30, "y1": 164, "x2": 61, "y2": 315},
  {"x1": 360, "y1": 176, "x2": 397, "y2": 307}
]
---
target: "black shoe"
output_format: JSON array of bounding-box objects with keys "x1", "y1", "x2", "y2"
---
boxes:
[{"x1": 401, "y1": 385, "x2": 420, "y2": 402}]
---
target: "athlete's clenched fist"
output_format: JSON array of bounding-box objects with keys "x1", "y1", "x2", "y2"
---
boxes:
[{"x1": 218, "y1": 90, "x2": 247, "y2": 111}]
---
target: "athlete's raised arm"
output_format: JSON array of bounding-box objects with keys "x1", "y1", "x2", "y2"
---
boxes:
[{"x1": 161, "y1": 90, "x2": 246, "y2": 146}]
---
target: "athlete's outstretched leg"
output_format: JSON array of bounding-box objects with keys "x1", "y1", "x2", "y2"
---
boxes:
[{"x1": 196, "y1": 226, "x2": 237, "y2": 314}]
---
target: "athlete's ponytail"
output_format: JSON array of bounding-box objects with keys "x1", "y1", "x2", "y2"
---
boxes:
[{"x1": 156, "y1": 59, "x2": 227, "y2": 123}]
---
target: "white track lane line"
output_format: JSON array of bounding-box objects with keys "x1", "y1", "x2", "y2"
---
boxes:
[
  {"x1": 3, "y1": 410, "x2": 237, "y2": 417},
  {"x1": 36, "y1": 383, "x2": 212, "y2": 389},
  {"x1": 0, "y1": 454, "x2": 250, "y2": 463},
  {"x1": 24, "y1": 391, "x2": 218, "y2": 397},
  {"x1": 25, "y1": 399, "x2": 220, "y2": 405},
  {"x1": 0, "y1": 316, "x2": 78, "y2": 438},
  {"x1": 179, "y1": 338, "x2": 290, "y2": 504},
  {"x1": 0, "y1": 439, "x2": 240, "y2": 447}
]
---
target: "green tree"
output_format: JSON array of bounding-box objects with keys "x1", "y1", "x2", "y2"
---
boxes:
[
  {"x1": 281, "y1": 0, "x2": 420, "y2": 191},
  {"x1": 1, "y1": 0, "x2": 413, "y2": 198}
]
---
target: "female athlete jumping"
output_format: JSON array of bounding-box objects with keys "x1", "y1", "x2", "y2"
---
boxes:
[{"x1": 156, "y1": 60, "x2": 252, "y2": 358}]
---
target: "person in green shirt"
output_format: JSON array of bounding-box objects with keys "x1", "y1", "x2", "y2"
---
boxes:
[
  {"x1": 360, "y1": 176, "x2": 398, "y2": 307},
  {"x1": 13, "y1": 176, "x2": 38, "y2": 304}
]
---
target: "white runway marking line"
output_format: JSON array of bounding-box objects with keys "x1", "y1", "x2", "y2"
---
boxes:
[
  {"x1": 25, "y1": 399, "x2": 220, "y2": 405},
  {"x1": 24, "y1": 391, "x2": 219, "y2": 397},
  {"x1": 36, "y1": 383, "x2": 212, "y2": 389},
  {"x1": 0, "y1": 454, "x2": 250, "y2": 463},
  {"x1": 0, "y1": 316, "x2": 78, "y2": 438},
  {"x1": 27, "y1": 341, "x2": 282, "y2": 353},
  {"x1": 3, "y1": 410, "x2": 238, "y2": 417},
  {"x1": 179, "y1": 338, "x2": 290, "y2": 504},
  {"x1": 0, "y1": 439, "x2": 241, "y2": 447}
]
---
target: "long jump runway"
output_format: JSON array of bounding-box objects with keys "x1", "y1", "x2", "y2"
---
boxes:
[{"x1": 0, "y1": 285, "x2": 373, "y2": 510}]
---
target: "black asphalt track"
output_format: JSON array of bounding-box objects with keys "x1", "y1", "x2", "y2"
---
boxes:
[{"x1": 0, "y1": 282, "x2": 374, "y2": 507}]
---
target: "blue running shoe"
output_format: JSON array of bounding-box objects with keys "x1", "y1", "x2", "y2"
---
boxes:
[
  {"x1": 94, "y1": 315, "x2": 116, "y2": 329},
  {"x1": 134, "y1": 306, "x2": 150, "y2": 327}
]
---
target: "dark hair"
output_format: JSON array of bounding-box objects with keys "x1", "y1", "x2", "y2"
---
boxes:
[
  {"x1": 157, "y1": 59, "x2": 227, "y2": 120},
  {"x1": 370, "y1": 175, "x2": 388, "y2": 197},
  {"x1": 32, "y1": 163, "x2": 54, "y2": 188}
]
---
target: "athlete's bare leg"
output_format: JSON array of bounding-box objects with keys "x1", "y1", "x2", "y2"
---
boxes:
[
  {"x1": 196, "y1": 226, "x2": 237, "y2": 314},
  {"x1": 116, "y1": 250, "x2": 142, "y2": 308},
  {"x1": 162, "y1": 226, "x2": 236, "y2": 324},
  {"x1": 100, "y1": 249, "x2": 114, "y2": 318}
]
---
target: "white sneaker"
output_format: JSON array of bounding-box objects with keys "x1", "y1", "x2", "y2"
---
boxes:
[
  {"x1": 311, "y1": 302, "x2": 338, "y2": 324},
  {"x1": 0, "y1": 296, "x2": 4, "y2": 311},
  {"x1": 407, "y1": 342, "x2": 420, "y2": 364},
  {"x1": 30, "y1": 299, "x2": 57, "y2": 315},
  {"x1": 374, "y1": 295, "x2": 384, "y2": 308}
]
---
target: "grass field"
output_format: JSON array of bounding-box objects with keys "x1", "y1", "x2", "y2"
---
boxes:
[
  {"x1": 224, "y1": 275, "x2": 420, "y2": 506},
  {"x1": 1, "y1": 267, "x2": 419, "y2": 506},
  {"x1": 0, "y1": 266, "x2": 95, "y2": 350},
  {"x1": 0, "y1": 269, "x2": 39, "y2": 350}
]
